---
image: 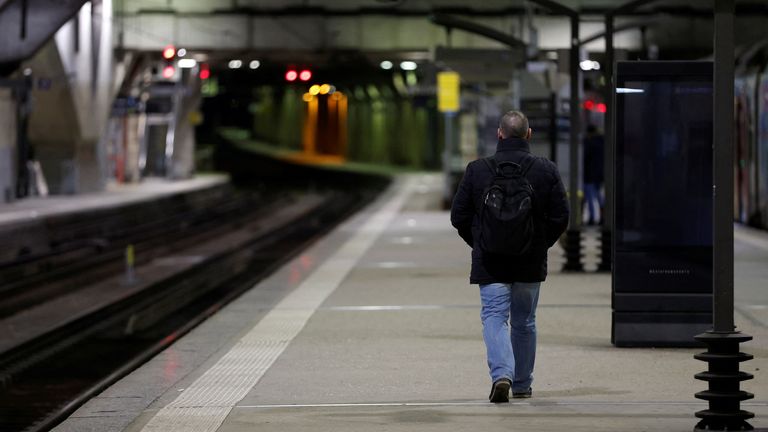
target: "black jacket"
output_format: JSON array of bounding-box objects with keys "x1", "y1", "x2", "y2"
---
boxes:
[{"x1": 450, "y1": 137, "x2": 570, "y2": 284}]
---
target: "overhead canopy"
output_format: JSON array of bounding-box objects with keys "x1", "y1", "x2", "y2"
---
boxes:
[{"x1": 0, "y1": 0, "x2": 87, "y2": 67}]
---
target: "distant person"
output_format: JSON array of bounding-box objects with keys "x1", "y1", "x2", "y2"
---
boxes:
[
  {"x1": 583, "y1": 124, "x2": 605, "y2": 225},
  {"x1": 450, "y1": 110, "x2": 569, "y2": 403}
]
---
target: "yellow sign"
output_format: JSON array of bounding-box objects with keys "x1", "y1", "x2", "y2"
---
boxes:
[
  {"x1": 437, "y1": 71, "x2": 460, "y2": 113},
  {"x1": 188, "y1": 111, "x2": 204, "y2": 126}
]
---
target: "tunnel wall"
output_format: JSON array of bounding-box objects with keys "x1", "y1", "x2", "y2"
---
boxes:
[{"x1": 247, "y1": 84, "x2": 437, "y2": 170}]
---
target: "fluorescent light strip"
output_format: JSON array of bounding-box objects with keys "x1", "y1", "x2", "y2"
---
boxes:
[{"x1": 616, "y1": 87, "x2": 645, "y2": 94}]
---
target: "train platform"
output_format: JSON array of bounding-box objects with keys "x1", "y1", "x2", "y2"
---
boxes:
[
  {"x1": 0, "y1": 175, "x2": 229, "y2": 229},
  {"x1": 51, "y1": 174, "x2": 768, "y2": 432}
]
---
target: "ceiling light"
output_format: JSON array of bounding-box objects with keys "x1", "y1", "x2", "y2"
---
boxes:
[
  {"x1": 400, "y1": 61, "x2": 417, "y2": 71},
  {"x1": 228, "y1": 59, "x2": 243, "y2": 69},
  {"x1": 249, "y1": 60, "x2": 261, "y2": 69},
  {"x1": 178, "y1": 58, "x2": 197, "y2": 68},
  {"x1": 579, "y1": 60, "x2": 601, "y2": 71},
  {"x1": 380, "y1": 60, "x2": 393, "y2": 70}
]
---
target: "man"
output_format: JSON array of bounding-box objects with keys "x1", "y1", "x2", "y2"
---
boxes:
[
  {"x1": 450, "y1": 110, "x2": 569, "y2": 403},
  {"x1": 583, "y1": 124, "x2": 605, "y2": 225}
]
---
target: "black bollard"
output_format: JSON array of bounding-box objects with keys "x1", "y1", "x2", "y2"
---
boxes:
[{"x1": 562, "y1": 229, "x2": 583, "y2": 272}]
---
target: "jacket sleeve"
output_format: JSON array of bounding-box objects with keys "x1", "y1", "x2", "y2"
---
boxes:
[
  {"x1": 545, "y1": 168, "x2": 570, "y2": 247},
  {"x1": 450, "y1": 163, "x2": 475, "y2": 248}
]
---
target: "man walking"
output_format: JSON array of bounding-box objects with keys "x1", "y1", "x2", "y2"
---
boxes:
[{"x1": 450, "y1": 110, "x2": 569, "y2": 403}]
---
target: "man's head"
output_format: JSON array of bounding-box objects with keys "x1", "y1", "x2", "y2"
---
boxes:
[{"x1": 498, "y1": 110, "x2": 531, "y2": 140}]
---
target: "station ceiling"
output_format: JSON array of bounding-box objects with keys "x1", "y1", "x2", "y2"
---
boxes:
[
  {"x1": 115, "y1": 0, "x2": 768, "y2": 74},
  {"x1": 117, "y1": 0, "x2": 768, "y2": 55},
  {"x1": 126, "y1": 0, "x2": 765, "y2": 15}
]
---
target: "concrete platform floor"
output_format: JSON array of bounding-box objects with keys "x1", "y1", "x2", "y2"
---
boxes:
[
  {"x1": 53, "y1": 174, "x2": 768, "y2": 432},
  {"x1": 0, "y1": 174, "x2": 228, "y2": 227}
]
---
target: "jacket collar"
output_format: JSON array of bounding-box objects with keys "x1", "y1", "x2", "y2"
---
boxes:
[{"x1": 496, "y1": 136, "x2": 530, "y2": 153}]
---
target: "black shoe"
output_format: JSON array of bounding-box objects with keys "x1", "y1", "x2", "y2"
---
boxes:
[
  {"x1": 489, "y1": 378, "x2": 511, "y2": 403},
  {"x1": 512, "y1": 388, "x2": 532, "y2": 399}
]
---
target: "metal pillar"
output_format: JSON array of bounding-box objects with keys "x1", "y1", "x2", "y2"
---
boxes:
[
  {"x1": 529, "y1": 0, "x2": 582, "y2": 271},
  {"x1": 442, "y1": 112, "x2": 455, "y2": 209},
  {"x1": 597, "y1": 12, "x2": 614, "y2": 272},
  {"x1": 694, "y1": 1, "x2": 754, "y2": 430},
  {"x1": 14, "y1": 72, "x2": 32, "y2": 199},
  {"x1": 600, "y1": 0, "x2": 658, "y2": 272},
  {"x1": 562, "y1": 13, "x2": 583, "y2": 272}
]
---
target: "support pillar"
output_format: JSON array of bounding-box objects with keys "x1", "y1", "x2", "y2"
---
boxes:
[
  {"x1": 442, "y1": 112, "x2": 455, "y2": 209},
  {"x1": 563, "y1": 13, "x2": 583, "y2": 272},
  {"x1": 15, "y1": 72, "x2": 32, "y2": 199},
  {"x1": 531, "y1": 0, "x2": 584, "y2": 272},
  {"x1": 529, "y1": 0, "x2": 583, "y2": 271},
  {"x1": 694, "y1": 1, "x2": 754, "y2": 429},
  {"x1": 598, "y1": 12, "x2": 615, "y2": 273}
]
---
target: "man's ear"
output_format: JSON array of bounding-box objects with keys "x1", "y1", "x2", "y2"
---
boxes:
[
  {"x1": 526, "y1": 128, "x2": 532, "y2": 140},
  {"x1": 497, "y1": 128, "x2": 503, "y2": 139}
]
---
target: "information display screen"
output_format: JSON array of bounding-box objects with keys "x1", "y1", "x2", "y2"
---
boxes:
[{"x1": 614, "y1": 61, "x2": 712, "y2": 295}]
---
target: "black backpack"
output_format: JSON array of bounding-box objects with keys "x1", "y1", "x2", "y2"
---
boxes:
[{"x1": 478, "y1": 155, "x2": 537, "y2": 255}]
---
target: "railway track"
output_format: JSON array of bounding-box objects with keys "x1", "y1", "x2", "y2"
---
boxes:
[
  {"x1": 0, "y1": 182, "x2": 385, "y2": 432},
  {"x1": 0, "y1": 185, "x2": 261, "y2": 318}
]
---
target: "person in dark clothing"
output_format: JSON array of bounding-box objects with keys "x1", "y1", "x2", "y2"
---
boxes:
[
  {"x1": 583, "y1": 124, "x2": 605, "y2": 225},
  {"x1": 450, "y1": 110, "x2": 569, "y2": 403}
]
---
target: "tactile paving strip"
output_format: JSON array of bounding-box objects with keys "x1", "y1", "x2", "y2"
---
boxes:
[{"x1": 140, "y1": 179, "x2": 414, "y2": 432}]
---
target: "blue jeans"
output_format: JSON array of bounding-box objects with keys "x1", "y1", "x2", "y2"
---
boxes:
[
  {"x1": 479, "y1": 282, "x2": 541, "y2": 392},
  {"x1": 583, "y1": 182, "x2": 604, "y2": 223}
]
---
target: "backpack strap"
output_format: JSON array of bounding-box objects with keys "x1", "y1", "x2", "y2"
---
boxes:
[
  {"x1": 520, "y1": 155, "x2": 540, "y2": 213},
  {"x1": 483, "y1": 154, "x2": 537, "y2": 177}
]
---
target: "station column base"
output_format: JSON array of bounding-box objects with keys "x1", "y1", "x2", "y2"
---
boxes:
[
  {"x1": 562, "y1": 229, "x2": 583, "y2": 272},
  {"x1": 694, "y1": 331, "x2": 754, "y2": 431},
  {"x1": 597, "y1": 228, "x2": 611, "y2": 272}
]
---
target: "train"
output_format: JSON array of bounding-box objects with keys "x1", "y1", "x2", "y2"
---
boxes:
[{"x1": 734, "y1": 43, "x2": 768, "y2": 229}]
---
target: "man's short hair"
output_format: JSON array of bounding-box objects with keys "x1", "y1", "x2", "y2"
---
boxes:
[{"x1": 499, "y1": 111, "x2": 529, "y2": 139}]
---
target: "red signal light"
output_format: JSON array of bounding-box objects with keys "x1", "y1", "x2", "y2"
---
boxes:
[
  {"x1": 199, "y1": 63, "x2": 210, "y2": 80},
  {"x1": 583, "y1": 100, "x2": 595, "y2": 110},
  {"x1": 596, "y1": 103, "x2": 607, "y2": 113},
  {"x1": 162, "y1": 65, "x2": 175, "y2": 79},
  {"x1": 285, "y1": 70, "x2": 298, "y2": 81},
  {"x1": 299, "y1": 70, "x2": 312, "y2": 81},
  {"x1": 162, "y1": 45, "x2": 176, "y2": 60}
]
